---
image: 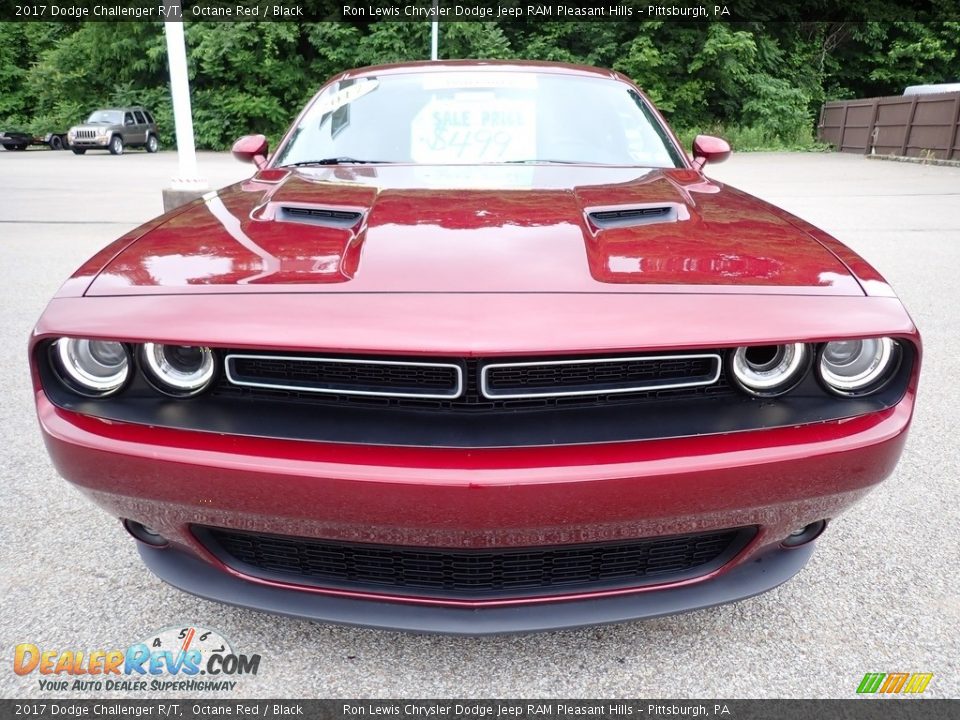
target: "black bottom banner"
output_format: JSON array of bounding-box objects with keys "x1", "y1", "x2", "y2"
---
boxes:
[{"x1": 0, "y1": 700, "x2": 956, "y2": 720}]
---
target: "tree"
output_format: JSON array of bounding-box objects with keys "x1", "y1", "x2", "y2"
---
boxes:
[{"x1": 1, "y1": 19, "x2": 955, "y2": 150}]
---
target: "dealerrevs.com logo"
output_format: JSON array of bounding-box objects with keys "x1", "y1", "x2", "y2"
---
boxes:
[{"x1": 14, "y1": 626, "x2": 261, "y2": 692}]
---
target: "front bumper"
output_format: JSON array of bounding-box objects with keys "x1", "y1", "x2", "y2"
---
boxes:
[
  {"x1": 37, "y1": 386, "x2": 913, "y2": 631},
  {"x1": 140, "y1": 541, "x2": 814, "y2": 635},
  {"x1": 68, "y1": 136, "x2": 109, "y2": 147}
]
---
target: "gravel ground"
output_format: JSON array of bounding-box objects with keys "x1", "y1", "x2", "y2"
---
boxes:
[{"x1": 0, "y1": 148, "x2": 957, "y2": 699}]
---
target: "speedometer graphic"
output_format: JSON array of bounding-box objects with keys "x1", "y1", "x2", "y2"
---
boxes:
[{"x1": 137, "y1": 625, "x2": 233, "y2": 668}]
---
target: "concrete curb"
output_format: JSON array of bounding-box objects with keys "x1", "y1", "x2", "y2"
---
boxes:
[{"x1": 865, "y1": 153, "x2": 960, "y2": 168}]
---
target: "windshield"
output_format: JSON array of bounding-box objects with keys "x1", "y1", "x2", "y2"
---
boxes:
[
  {"x1": 86, "y1": 110, "x2": 123, "y2": 124},
  {"x1": 273, "y1": 72, "x2": 684, "y2": 168}
]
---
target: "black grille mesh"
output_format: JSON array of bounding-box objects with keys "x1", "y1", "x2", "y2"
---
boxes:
[
  {"x1": 215, "y1": 352, "x2": 735, "y2": 413},
  {"x1": 200, "y1": 527, "x2": 750, "y2": 599},
  {"x1": 485, "y1": 356, "x2": 716, "y2": 394},
  {"x1": 228, "y1": 356, "x2": 459, "y2": 394},
  {"x1": 281, "y1": 207, "x2": 362, "y2": 222},
  {"x1": 590, "y1": 207, "x2": 670, "y2": 222},
  {"x1": 588, "y1": 206, "x2": 677, "y2": 228}
]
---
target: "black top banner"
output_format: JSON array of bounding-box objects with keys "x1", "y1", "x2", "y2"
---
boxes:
[{"x1": 0, "y1": 0, "x2": 959, "y2": 23}]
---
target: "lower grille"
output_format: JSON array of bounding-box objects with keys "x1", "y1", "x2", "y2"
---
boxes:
[{"x1": 197, "y1": 526, "x2": 754, "y2": 600}]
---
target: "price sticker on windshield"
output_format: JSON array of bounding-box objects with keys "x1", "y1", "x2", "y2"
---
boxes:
[{"x1": 411, "y1": 97, "x2": 536, "y2": 163}]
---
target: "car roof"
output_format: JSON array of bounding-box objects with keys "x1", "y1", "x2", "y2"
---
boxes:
[{"x1": 339, "y1": 59, "x2": 624, "y2": 82}]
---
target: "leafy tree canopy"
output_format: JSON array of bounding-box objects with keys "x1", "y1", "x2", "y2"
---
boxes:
[{"x1": 0, "y1": 20, "x2": 956, "y2": 150}]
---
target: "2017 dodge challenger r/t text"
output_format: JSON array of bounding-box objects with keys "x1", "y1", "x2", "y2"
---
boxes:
[{"x1": 30, "y1": 61, "x2": 921, "y2": 634}]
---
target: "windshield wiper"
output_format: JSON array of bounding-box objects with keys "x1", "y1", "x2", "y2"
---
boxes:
[{"x1": 281, "y1": 157, "x2": 389, "y2": 167}]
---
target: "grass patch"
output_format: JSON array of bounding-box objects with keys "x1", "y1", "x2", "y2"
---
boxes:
[{"x1": 675, "y1": 125, "x2": 832, "y2": 153}]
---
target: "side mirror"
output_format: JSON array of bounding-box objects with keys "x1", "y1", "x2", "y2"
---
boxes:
[
  {"x1": 692, "y1": 135, "x2": 731, "y2": 169},
  {"x1": 232, "y1": 134, "x2": 269, "y2": 169}
]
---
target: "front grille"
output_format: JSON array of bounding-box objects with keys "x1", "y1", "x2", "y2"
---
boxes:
[
  {"x1": 74, "y1": 129, "x2": 96, "y2": 139},
  {"x1": 225, "y1": 354, "x2": 462, "y2": 399},
  {"x1": 197, "y1": 526, "x2": 754, "y2": 599},
  {"x1": 215, "y1": 351, "x2": 736, "y2": 412},
  {"x1": 481, "y1": 354, "x2": 720, "y2": 399}
]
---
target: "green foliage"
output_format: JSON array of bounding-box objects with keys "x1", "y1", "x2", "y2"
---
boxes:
[
  {"x1": 867, "y1": 22, "x2": 958, "y2": 89},
  {"x1": 0, "y1": 20, "x2": 956, "y2": 151},
  {"x1": 676, "y1": 124, "x2": 828, "y2": 153},
  {"x1": 185, "y1": 22, "x2": 311, "y2": 147},
  {"x1": 19, "y1": 22, "x2": 169, "y2": 136},
  {"x1": 434, "y1": 22, "x2": 512, "y2": 60}
]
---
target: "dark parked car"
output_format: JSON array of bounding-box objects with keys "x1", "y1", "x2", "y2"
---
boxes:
[
  {"x1": 0, "y1": 130, "x2": 32, "y2": 151},
  {"x1": 1, "y1": 130, "x2": 71, "y2": 151},
  {"x1": 31, "y1": 61, "x2": 921, "y2": 634},
  {"x1": 67, "y1": 107, "x2": 159, "y2": 155}
]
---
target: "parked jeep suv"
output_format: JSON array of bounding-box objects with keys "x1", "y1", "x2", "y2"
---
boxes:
[{"x1": 68, "y1": 107, "x2": 159, "y2": 155}]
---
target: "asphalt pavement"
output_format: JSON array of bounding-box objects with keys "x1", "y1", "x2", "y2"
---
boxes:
[{"x1": 1, "y1": 147, "x2": 958, "y2": 699}]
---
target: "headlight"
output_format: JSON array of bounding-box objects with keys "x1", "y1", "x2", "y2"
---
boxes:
[
  {"x1": 730, "y1": 343, "x2": 808, "y2": 396},
  {"x1": 819, "y1": 337, "x2": 898, "y2": 395},
  {"x1": 97, "y1": 128, "x2": 108, "y2": 137},
  {"x1": 54, "y1": 338, "x2": 129, "y2": 396},
  {"x1": 142, "y1": 343, "x2": 215, "y2": 396}
]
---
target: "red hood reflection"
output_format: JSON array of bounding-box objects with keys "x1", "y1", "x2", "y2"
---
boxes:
[{"x1": 86, "y1": 164, "x2": 863, "y2": 296}]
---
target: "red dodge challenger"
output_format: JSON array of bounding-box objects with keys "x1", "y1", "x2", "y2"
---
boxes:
[{"x1": 30, "y1": 61, "x2": 920, "y2": 634}]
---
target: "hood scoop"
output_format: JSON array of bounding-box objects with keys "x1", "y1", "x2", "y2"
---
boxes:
[
  {"x1": 587, "y1": 203, "x2": 687, "y2": 230},
  {"x1": 276, "y1": 205, "x2": 364, "y2": 228}
]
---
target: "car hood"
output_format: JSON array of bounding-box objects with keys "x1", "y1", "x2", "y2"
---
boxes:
[{"x1": 86, "y1": 165, "x2": 863, "y2": 296}]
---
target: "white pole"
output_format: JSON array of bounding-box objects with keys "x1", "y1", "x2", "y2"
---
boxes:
[
  {"x1": 431, "y1": 0, "x2": 439, "y2": 60},
  {"x1": 163, "y1": 6, "x2": 207, "y2": 193}
]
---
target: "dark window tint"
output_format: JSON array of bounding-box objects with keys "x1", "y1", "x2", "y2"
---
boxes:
[
  {"x1": 124, "y1": 112, "x2": 134, "y2": 126},
  {"x1": 133, "y1": 111, "x2": 146, "y2": 124},
  {"x1": 143, "y1": 111, "x2": 154, "y2": 124}
]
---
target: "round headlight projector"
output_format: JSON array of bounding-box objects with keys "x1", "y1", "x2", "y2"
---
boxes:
[
  {"x1": 55, "y1": 338, "x2": 130, "y2": 396},
  {"x1": 142, "y1": 343, "x2": 215, "y2": 395},
  {"x1": 731, "y1": 343, "x2": 807, "y2": 396},
  {"x1": 819, "y1": 337, "x2": 897, "y2": 395}
]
